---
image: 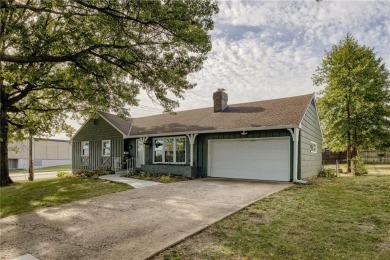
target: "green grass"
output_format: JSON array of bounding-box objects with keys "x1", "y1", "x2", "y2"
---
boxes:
[
  {"x1": 324, "y1": 163, "x2": 390, "y2": 175},
  {"x1": 0, "y1": 178, "x2": 130, "y2": 218},
  {"x1": 156, "y1": 176, "x2": 390, "y2": 259},
  {"x1": 10, "y1": 164, "x2": 72, "y2": 174},
  {"x1": 366, "y1": 164, "x2": 390, "y2": 175}
]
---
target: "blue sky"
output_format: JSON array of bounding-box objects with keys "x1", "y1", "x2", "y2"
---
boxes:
[{"x1": 59, "y1": 0, "x2": 390, "y2": 138}]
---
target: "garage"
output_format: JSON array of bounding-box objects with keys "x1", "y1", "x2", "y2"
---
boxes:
[{"x1": 208, "y1": 137, "x2": 290, "y2": 181}]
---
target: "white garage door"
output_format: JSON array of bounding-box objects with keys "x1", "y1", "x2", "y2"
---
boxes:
[{"x1": 209, "y1": 138, "x2": 290, "y2": 181}]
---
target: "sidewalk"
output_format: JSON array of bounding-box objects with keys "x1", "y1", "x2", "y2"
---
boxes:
[{"x1": 99, "y1": 173, "x2": 162, "y2": 188}]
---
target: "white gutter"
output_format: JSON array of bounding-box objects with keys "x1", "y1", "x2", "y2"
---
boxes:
[
  {"x1": 127, "y1": 125, "x2": 299, "y2": 139},
  {"x1": 288, "y1": 128, "x2": 308, "y2": 184}
]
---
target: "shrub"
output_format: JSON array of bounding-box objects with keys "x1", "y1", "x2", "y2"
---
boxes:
[
  {"x1": 57, "y1": 171, "x2": 73, "y2": 178},
  {"x1": 352, "y1": 156, "x2": 367, "y2": 176},
  {"x1": 140, "y1": 171, "x2": 152, "y2": 180},
  {"x1": 160, "y1": 174, "x2": 173, "y2": 183},
  {"x1": 319, "y1": 168, "x2": 337, "y2": 178},
  {"x1": 129, "y1": 169, "x2": 138, "y2": 176},
  {"x1": 73, "y1": 169, "x2": 112, "y2": 179},
  {"x1": 122, "y1": 169, "x2": 137, "y2": 178}
]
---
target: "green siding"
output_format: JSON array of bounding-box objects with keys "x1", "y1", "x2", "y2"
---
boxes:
[
  {"x1": 197, "y1": 129, "x2": 292, "y2": 179},
  {"x1": 299, "y1": 100, "x2": 323, "y2": 178},
  {"x1": 72, "y1": 116, "x2": 124, "y2": 171},
  {"x1": 73, "y1": 116, "x2": 123, "y2": 141}
]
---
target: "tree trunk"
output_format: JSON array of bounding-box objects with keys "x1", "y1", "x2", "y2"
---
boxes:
[
  {"x1": 0, "y1": 106, "x2": 13, "y2": 186},
  {"x1": 346, "y1": 80, "x2": 352, "y2": 173},
  {"x1": 351, "y1": 146, "x2": 357, "y2": 176},
  {"x1": 347, "y1": 139, "x2": 352, "y2": 173},
  {"x1": 28, "y1": 134, "x2": 34, "y2": 181}
]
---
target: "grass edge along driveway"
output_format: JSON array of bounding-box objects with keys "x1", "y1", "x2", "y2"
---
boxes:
[
  {"x1": 155, "y1": 175, "x2": 390, "y2": 259},
  {"x1": 0, "y1": 178, "x2": 130, "y2": 218}
]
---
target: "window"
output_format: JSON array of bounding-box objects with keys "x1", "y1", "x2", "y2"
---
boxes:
[
  {"x1": 153, "y1": 137, "x2": 186, "y2": 164},
  {"x1": 176, "y1": 137, "x2": 186, "y2": 163},
  {"x1": 82, "y1": 141, "x2": 89, "y2": 156},
  {"x1": 102, "y1": 140, "x2": 111, "y2": 156},
  {"x1": 164, "y1": 138, "x2": 174, "y2": 163},
  {"x1": 310, "y1": 141, "x2": 317, "y2": 153},
  {"x1": 154, "y1": 139, "x2": 163, "y2": 162}
]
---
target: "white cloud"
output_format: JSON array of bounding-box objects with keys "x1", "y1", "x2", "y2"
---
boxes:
[
  {"x1": 55, "y1": 0, "x2": 390, "y2": 137},
  {"x1": 179, "y1": 0, "x2": 390, "y2": 109}
]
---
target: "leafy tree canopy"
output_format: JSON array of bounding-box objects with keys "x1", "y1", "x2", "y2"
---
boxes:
[
  {"x1": 313, "y1": 34, "x2": 390, "y2": 170},
  {"x1": 0, "y1": 0, "x2": 218, "y2": 185}
]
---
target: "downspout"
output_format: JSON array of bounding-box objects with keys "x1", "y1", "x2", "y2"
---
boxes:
[{"x1": 288, "y1": 128, "x2": 308, "y2": 184}]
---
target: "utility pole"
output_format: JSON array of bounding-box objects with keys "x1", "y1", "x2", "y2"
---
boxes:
[{"x1": 28, "y1": 135, "x2": 34, "y2": 181}]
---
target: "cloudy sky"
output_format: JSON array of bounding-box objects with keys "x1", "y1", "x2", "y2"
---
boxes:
[
  {"x1": 135, "y1": 0, "x2": 390, "y2": 114},
  {"x1": 58, "y1": 0, "x2": 390, "y2": 138}
]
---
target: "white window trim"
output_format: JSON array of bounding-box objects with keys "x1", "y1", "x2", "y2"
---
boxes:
[
  {"x1": 153, "y1": 136, "x2": 186, "y2": 164},
  {"x1": 310, "y1": 141, "x2": 317, "y2": 153},
  {"x1": 102, "y1": 139, "x2": 111, "y2": 157},
  {"x1": 81, "y1": 141, "x2": 90, "y2": 157}
]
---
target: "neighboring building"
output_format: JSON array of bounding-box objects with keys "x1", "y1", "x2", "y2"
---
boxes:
[
  {"x1": 71, "y1": 90, "x2": 323, "y2": 182},
  {"x1": 8, "y1": 138, "x2": 71, "y2": 169}
]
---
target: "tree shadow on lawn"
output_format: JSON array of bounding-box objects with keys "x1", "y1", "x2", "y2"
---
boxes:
[{"x1": 0, "y1": 178, "x2": 129, "y2": 218}]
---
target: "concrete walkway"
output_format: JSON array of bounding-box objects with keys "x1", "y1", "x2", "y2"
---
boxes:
[
  {"x1": 99, "y1": 173, "x2": 162, "y2": 188},
  {"x1": 1, "y1": 179, "x2": 292, "y2": 260}
]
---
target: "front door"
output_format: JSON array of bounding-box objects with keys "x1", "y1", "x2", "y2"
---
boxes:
[{"x1": 136, "y1": 139, "x2": 144, "y2": 167}]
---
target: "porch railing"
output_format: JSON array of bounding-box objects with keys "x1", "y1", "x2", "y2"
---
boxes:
[
  {"x1": 112, "y1": 157, "x2": 121, "y2": 174},
  {"x1": 127, "y1": 157, "x2": 136, "y2": 174}
]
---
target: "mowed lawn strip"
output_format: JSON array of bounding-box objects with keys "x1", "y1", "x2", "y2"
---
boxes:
[
  {"x1": 324, "y1": 164, "x2": 390, "y2": 175},
  {"x1": 9, "y1": 164, "x2": 72, "y2": 174},
  {"x1": 366, "y1": 164, "x2": 390, "y2": 175},
  {"x1": 156, "y1": 176, "x2": 390, "y2": 259},
  {"x1": 0, "y1": 178, "x2": 130, "y2": 218}
]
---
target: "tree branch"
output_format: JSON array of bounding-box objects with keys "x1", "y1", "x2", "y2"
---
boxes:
[{"x1": 0, "y1": 44, "x2": 133, "y2": 63}]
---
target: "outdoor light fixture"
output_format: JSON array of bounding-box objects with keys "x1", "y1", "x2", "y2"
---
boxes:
[{"x1": 144, "y1": 141, "x2": 152, "y2": 147}]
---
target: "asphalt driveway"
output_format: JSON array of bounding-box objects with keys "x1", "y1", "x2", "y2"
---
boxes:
[{"x1": 0, "y1": 178, "x2": 292, "y2": 260}]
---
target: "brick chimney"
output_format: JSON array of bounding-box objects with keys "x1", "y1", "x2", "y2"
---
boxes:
[{"x1": 213, "y1": 88, "x2": 228, "y2": 112}]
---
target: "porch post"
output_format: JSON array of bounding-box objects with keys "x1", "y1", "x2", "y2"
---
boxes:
[
  {"x1": 140, "y1": 137, "x2": 148, "y2": 165},
  {"x1": 186, "y1": 134, "x2": 198, "y2": 166},
  {"x1": 288, "y1": 128, "x2": 301, "y2": 183}
]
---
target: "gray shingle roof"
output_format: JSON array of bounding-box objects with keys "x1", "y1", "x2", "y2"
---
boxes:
[
  {"x1": 99, "y1": 93, "x2": 314, "y2": 137},
  {"x1": 98, "y1": 111, "x2": 132, "y2": 135}
]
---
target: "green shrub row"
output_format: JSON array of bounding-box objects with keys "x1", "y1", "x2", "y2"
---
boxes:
[{"x1": 57, "y1": 169, "x2": 114, "y2": 179}]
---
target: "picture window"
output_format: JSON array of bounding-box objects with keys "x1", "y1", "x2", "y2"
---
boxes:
[{"x1": 153, "y1": 137, "x2": 186, "y2": 164}]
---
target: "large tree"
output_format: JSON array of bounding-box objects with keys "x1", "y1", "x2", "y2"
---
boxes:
[
  {"x1": 0, "y1": 0, "x2": 218, "y2": 186},
  {"x1": 313, "y1": 34, "x2": 390, "y2": 173}
]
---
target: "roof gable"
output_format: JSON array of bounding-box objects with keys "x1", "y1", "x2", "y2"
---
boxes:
[{"x1": 72, "y1": 114, "x2": 125, "y2": 141}]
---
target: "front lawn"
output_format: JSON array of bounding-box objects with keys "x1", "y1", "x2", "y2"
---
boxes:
[
  {"x1": 155, "y1": 176, "x2": 390, "y2": 259},
  {"x1": 0, "y1": 178, "x2": 130, "y2": 218}
]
